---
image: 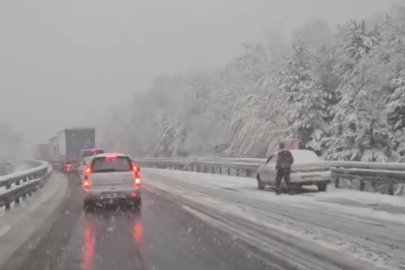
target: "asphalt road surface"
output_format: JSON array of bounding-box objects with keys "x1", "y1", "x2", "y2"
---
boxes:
[{"x1": 5, "y1": 174, "x2": 267, "y2": 270}]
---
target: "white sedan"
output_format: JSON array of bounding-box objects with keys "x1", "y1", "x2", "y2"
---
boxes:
[{"x1": 256, "y1": 149, "x2": 332, "y2": 192}]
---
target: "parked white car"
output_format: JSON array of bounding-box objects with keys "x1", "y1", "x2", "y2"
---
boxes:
[{"x1": 256, "y1": 150, "x2": 331, "y2": 192}]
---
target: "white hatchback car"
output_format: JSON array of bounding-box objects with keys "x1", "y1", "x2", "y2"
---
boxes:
[
  {"x1": 256, "y1": 150, "x2": 331, "y2": 192},
  {"x1": 82, "y1": 153, "x2": 141, "y2": 210}
]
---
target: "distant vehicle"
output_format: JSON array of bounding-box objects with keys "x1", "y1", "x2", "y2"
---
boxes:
[
  {"x1": 56, "y1": 128, "x2": 96, "y2": 173},
  {"x1": 77, "y1": 156, "x2": 94, "y2": 183},
  {"x1": 49, "y1": 137, "x2": 59, "y2": 169},
  {"x1": 33, "y1": 144, "x2": 50, "y2": 161},
  {"x1": 256, "y1": 149, "x2": 331, "y2": 192},
  {"x1": 82, "y1": 153, "x2": 141, "y2": 211},
  {"x1": 80, "y1": 148, "x2": 104, "y2": 160}
]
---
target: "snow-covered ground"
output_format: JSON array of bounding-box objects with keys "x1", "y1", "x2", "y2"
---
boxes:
[
  {"x1": 0, "y1": 161, "x2": 46, "y2": 199},
  {"x1": 143, "y1": 168, "x2": 405, "y2": 270},
  {"x1": 0, "y1": 172, "x2": 68, "y2": 267}
]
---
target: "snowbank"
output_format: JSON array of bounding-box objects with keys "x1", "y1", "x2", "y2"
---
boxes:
[{"x1": 143, "y1": 168, "x2": 405, "y2": 270}]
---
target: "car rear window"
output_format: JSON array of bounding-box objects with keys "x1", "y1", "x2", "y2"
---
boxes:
[
  {"x1": 91, "y1": 157, "x2": 132, "y2": 172},
  {"x1": 290, "y1": 150, "x2": 320, "y2": 164},
  {"x1": 81, "y1": 149, "x2": 104, "y2": 159}
]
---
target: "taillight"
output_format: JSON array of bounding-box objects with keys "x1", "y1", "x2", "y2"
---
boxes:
[
  {"x1": 134, "y1": 177, "x2": 141, "y2": 187},
  {"x1": 85, "y1": 164, "x2": 91, "y2": 175},
  {"x1": 83, "y1": 179, "x2": 90, "y2": 190},
  {"x1": 84, "y1": 164, "x2": 91, "y2": 179},
  {"x1": 132, "y1": 162, "x2": 139, "y2": 172},
  {"x1": 65, "y1": 164, "x2": 71, "y2": 168}
]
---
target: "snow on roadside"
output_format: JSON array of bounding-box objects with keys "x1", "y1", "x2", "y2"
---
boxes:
[
  {"x1": 143, "y1": 168, "x2": 405, "y2": 270},
  {"x1": 144, "y1": 168, "x2": 405, "y2": 223}
]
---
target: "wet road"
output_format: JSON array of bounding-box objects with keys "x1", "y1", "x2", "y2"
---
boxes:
[{"x1": 7, "y1": 174, "x2": 266, "y2": 270}]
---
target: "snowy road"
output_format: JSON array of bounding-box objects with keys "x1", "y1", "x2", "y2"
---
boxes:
[
  {"x1": 142, "y1": 169, "x2": 405, "y2": 270},
  {"x1": 4, "y1": 170, "x2": 405, "y2": 270},
  {"x1": 4, "y1": 174, "x2": 265, "y2": 270}
]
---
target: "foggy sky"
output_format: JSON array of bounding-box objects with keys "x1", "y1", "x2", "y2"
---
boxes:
[{"x1": 0, "y1": 0, "x2": 398, "y2": 146}]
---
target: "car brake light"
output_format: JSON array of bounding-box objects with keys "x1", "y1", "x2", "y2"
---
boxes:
[
  {"x1": 134, "y1": 178, "x2": 141, "y2": 187},
  {"x1": 65, "y1": 164, "x2": 71, "y2": 168},
  {"x1": 85, "y1": 164, "x2": 91, "y2": 174},
  {"x1": 105, "y1": 155, "x2": 117, "y2": 160},
  {"x1": 83, "y1": 179, "x2": 90, "y2": 190},
  {"x1": 132, "y1": 162, "x2": 139, "y2": 172}
]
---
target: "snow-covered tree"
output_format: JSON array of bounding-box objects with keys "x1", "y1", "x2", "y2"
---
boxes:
[
  {"x1": 279, "y1": 42, "x2": 327, "y2": 149},
  {"x1": 231, "y1": 77, "x2": 288, "y2": 157},
  {"x1": 324, "y1": 29, "x2": 395, "y2": 162},
  {"x1": 376, "y1": 9, "x2": 405, "y2": 155},
  {"x1": 313, "y1": 45, "x2": 341, "y2": 124}
]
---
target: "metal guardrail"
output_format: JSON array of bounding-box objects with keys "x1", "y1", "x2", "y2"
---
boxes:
[
  {"x1": 0, "y1": 160, "x2": 52, "y2": 210},
  {"x1": 136, "y1": 157, "x2": 405, "y2": 195}
]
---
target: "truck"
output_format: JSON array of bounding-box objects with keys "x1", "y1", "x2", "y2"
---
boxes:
[
  {"x1": 56, "y1": 128, "x2": 96, "y2": 172},
  {"x1": 49, "y1": 137, "x2": 58, "y2": 167},
  {"x1": 33, "y1": 144, "x2": 50, "y2": 161}
]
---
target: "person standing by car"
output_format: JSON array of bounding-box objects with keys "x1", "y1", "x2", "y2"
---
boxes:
[{"x1": 276, "y1": 142, "x2": 294, "y2": 195}]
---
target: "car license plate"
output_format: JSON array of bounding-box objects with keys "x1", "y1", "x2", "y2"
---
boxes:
[{"x1": 101, "y1": 193, "x2": 117, "y2": 199}]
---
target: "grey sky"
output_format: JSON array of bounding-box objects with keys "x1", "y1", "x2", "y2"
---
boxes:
[{"x1": 0, "y1": 0, "x2": 398, "y2": 146}]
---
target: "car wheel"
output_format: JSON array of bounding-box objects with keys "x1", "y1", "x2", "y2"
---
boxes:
[
  {"x1": 256, "y1": 174, "x2": 265, "y2": 190},
  {"x1": 128, "y1": 198, "x2": 142, "y2": 212},
  {"x1": 317, "y1": 183, "x2": 328, "y2": 192},
  {"x1": 133, "y1": 197, "x2": 142, "y2": 206}
]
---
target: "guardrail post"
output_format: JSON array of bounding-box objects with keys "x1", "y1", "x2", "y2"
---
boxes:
[
  {"x1": 388, "y1": 180, "x2": 394, "y2": 195},
  {"x1": 219, "y1": 167, "x2": 222, "y2": 174},
  {"x1": 227, "y1": 168, "x2": 230, "y2": 175},
  {"x1": 246, "y1": 169, "x2": 251, "y2": 177},
  {"x1": 360, "y1": 180, "x2": 365, "y2": 191},
  {"x1": 211, "y1": 167, "x2": 214, "y2": 174},
  {"x1": 5, "y1": 201, "x2": 10, "y2": 210},
  {"x1": 335, "y1": 177, "x2": 339, "y2": 188},
  {"x1": 236, "y1": 169, "x2": 239, "y2": 176},
  {"x1": 15, "y1": 196, "x2": 20, "y2": 205},
  {"x1": 203, "y1": 166, "x2": 206, "y2": 173},
  {"x1": 196, "y1": 166, "x2": 200, "y2": 173}
]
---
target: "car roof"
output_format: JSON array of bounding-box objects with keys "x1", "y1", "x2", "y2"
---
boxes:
[
  {"x1": 92, "y1": 153, "x2": 130, "y2": 158},
  {"x1": 290, "y1": 149, "x2": 315, "y2": 154}
]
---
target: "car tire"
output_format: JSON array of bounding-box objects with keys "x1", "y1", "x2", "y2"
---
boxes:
[
  {"x1": 128, "y1": 198, "x2": 142, "y2": 212},
  {"x1": 83, "y1": 200, "x2": 94, "y2": 212},
  {"x1": 134, "y1": 197, "x2": 142, "y2": 206},
  {"x1": 256, "y1": 174, "x2": 265, "y2": 190},
  {"x1": 317, "y1": 183, "x2": 328, "y2": 192}
]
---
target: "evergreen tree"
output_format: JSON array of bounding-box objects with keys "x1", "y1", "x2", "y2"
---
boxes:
[{"x1": 279, "y1": 42, "x2": 326, "y2": 148}]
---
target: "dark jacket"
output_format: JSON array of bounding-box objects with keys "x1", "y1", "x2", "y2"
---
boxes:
[{"x1": 276, "y1": 150, "x2": 294, "y2": 169}]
